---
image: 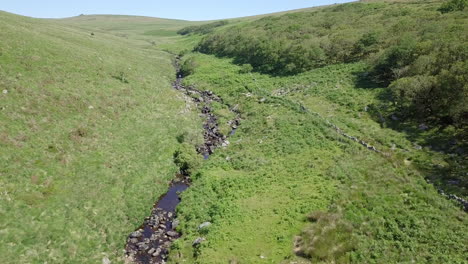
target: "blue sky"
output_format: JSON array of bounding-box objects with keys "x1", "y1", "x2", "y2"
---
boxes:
[{"x1": 1, "y1": 0, "x2": 355, "y2": 20}]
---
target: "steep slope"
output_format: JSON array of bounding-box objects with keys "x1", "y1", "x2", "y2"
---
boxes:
[
  {"x1": 0, "y1": 11, "x2": 201, "y2": 263},
  {"x1": 192, "y1": 0, "x2": 468, "y2": 195}
]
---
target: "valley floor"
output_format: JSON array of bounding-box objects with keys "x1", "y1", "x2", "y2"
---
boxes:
[
  {"x1": 165, "y1": 53, "x2": 467, "y2": 263},
  {"x1": 1, "y1": 2, "x2": 467, "y2": 263}
]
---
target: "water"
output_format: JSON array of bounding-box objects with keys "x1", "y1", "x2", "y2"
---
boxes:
[{"x1": 155, "y1": 182, "x2": 189, "y2": 212}]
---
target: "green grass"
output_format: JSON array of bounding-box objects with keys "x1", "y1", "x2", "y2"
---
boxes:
[
  {"x1": 57, "y1": 15, "x2": 205, "y2": 47},
  {"x1": 0, "y1": 11, "x2": 202, "y2": 263},
  {"x1": 1, "y1": 0, "x2": 467, "y2": 263},
  {"x1": 166, "y1": 52, "x2": 467, "y2": 263}
]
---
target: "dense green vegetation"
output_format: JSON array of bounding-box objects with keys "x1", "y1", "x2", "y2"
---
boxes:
[
  {"x1": 177, "y1": 20, "x2": 229, "y2": 35},
  {"x1": 0, "y1": 11, "x2": 201, "y2": 263},
  {"x1": 438, "y1": 0, "x2": 467, "y2": 13},
  {"x1": 1, "y1": 0, "x2": 467, "y2": 263},
  {"x1": 195, "y1": 0, "x2": 468, "y2": 131},
  {"x1": 163, "y1": 1, "x2": 467, "y2": 262},
  {"x1": 167, "y1": 51, "x2": 467, "y2": 264}
]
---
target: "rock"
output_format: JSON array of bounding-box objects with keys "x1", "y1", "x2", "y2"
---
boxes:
[
  {"x1": 192, "y1": 237, "x2": 205, "y2": 246},
  {"x1": 163, "y1": 241, "x2": 172, "y2": 247},
  {"x1": 166, "y1": 231, "x2": 178, "y2": 237},
  {"x1": 198, "y1": 222, "x2": 212, "y2": 230},
  {"x1": 148, "y1": 248, "x2": 156, "y2": 254},
  {"x1": 414, "y1": 144, "x2": 422, "y2": 150},
  {"x1": 172, "y1": 219, "x2": 180, "y2": 228},
  {"x1": 88, "y1": 105, "x2": 94, "y2": 109},
  {"x1": 418, "y1": 123, "x2": 429, "y2": 130},
  {"x1": 152, "y1": 248, "x2": 161, "y2": 257},
  {"x1": 2, "y1": 89, "x2": 8, "y2": 94},
  {"x1": 102, "y1": 257, "x2": 111, "y2": 264},
  {"x1": 137, "y1": 243, "x2": 149, "y2": 251},
  {"x1": 447, "y1": 180, "x2": 460, "y2": 185},
  {"x1": 130, "y1": 231, "x2": 142, "y2": 238},
  {"x1": 391, "y1": 114, "x2": 399, "y2": 121},
  {"x1": 129, "y1": 238, "x2": 138, "y2": 243}
]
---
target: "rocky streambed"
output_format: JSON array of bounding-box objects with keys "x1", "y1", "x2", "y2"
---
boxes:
[{"x1": 124, "y1": 57, "x2": 240, "y2": 264}]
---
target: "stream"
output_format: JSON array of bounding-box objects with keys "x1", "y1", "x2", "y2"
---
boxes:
[{"x1": 124, "y1": 57, "x2": 240, "y2": 264}]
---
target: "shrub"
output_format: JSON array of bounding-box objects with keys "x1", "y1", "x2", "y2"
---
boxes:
[
  {"x1": 173, "y1": 143, "x2": 202, "y2": 175},
  {"x1": 351, "y1": 31, "x2": 380, "y2": 60},
  {"x1": 239, "y1": 63, "x2": 253, "y2": 73},
  {"x1": 112, "y1": 71, "x2": 129, "y2": 83},
  {"x1": 371, "y1": 36, "x2": 418, "y2": 84},
  {"x1": 193, "y1": 0, "x2": 467, "y2": 128},
  {"x1": 389, "y1": 75, "x2": 437, "y2": 118},
  {"x1": 180, "y1": 57, "x2": 198, "y2": 77},
  {"x1": 177, "y1": 20, "x2": 229, "y2": 35},
  {"x1": 438, "y1": 0, "x2": 467, "y2": 13},
  {"x1": 386, "y1": 44, "x2": 468, "y2": 128}
]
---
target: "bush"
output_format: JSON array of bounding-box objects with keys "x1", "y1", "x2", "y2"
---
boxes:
[
  {"x1": 177, "y1": 20, "x2": 229, "y2": 35},
  {"x1": 180, "y1": 57, "x2": 198, "y2": 77},
  {"x1": 173, "y1": 143, "x2": 202, "y2": 175},
  {"x1": 438, "y1": 0, "x2": 467, "y2": 13},
  {"x1": 239, "y1": 63, "x2": 253, "y2": 73},
  {"x1": 371, "y1": 36, "x2": 418, "y2": 84},
  {"x1": 351, "y1": 31, "x2": 380, "y2": 60},
  {"x1": 389, "y1": 75, "x2": 437, "y2": 118},
  {"x1": 385, "y1": 44, "x2": 468, "y2": 128},
  {"x1": 193, "y1": 0, "x2": 467, "y2": 127}
]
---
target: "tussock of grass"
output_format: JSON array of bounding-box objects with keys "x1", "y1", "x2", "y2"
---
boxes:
[{"x1": 296, "y1": 211, "x2": 356, "y2": 262}]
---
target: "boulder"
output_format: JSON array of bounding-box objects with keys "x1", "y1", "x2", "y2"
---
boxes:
[
  {"x1": 192, "y1": 237, "x2": 206, "y2": 246},
  {"x1": 130, "y1": 231, "x2": 142, "y2": 238},
  {"x1": 198, "y1": 222, "x2": 212, "y2": 230},
  {"x1": 166, "y1": 231, "x2": 178, "y2": 237}
]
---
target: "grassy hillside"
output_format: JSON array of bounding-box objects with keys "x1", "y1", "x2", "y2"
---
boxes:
[
  {"x1": 0, "y1": 11, "x2": 201, "y2": 263},
  {"x1": 162, "y1": 1, "x2": 467, "y2": 263},
  {"x1": 58, "y1": 15, "x2": 203, "y2": 46},
  {"x1": 191, "y1": 0, "x2": 467, "y2": 194},
  {"x1": 166, "y1": 53, "x2": 466, "y2": 264},
  {"x1": 1, "y1": 0, "x2": 467, "y2": 263},
  {"x1": 196, "y1": 0, "x2": 467, "y2": 129}
]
